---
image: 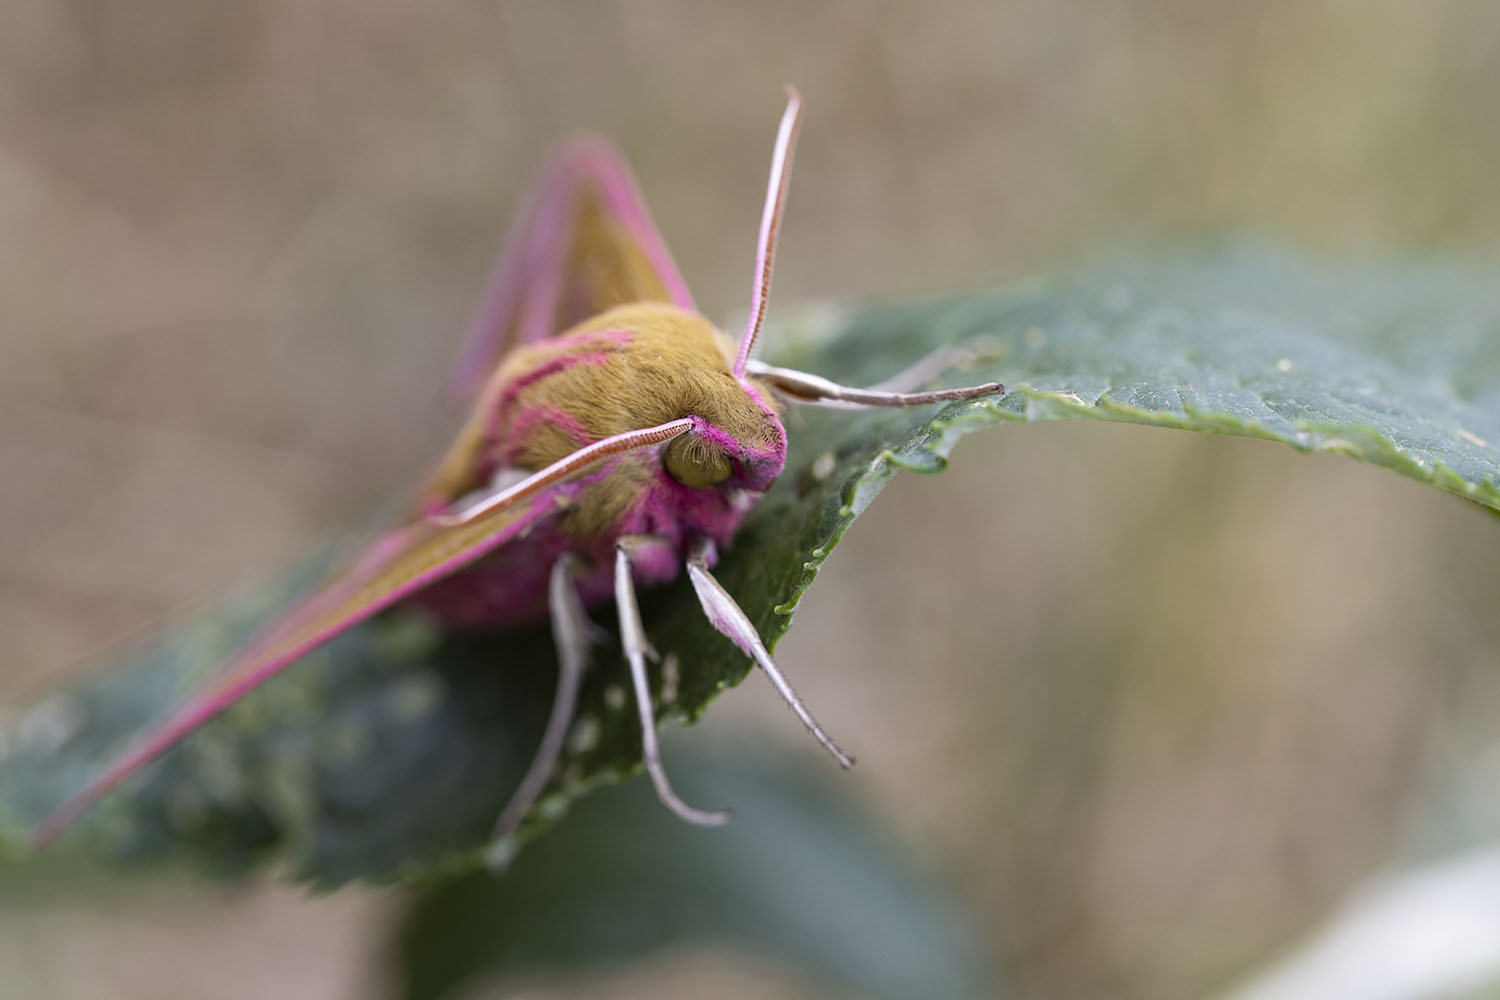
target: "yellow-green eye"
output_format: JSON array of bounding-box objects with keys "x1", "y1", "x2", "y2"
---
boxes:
[{"x1": 664, "y1": 434, "x2": 732, "y2": 488}]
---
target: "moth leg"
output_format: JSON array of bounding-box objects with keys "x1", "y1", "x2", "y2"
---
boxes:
[
  {"x1": 615, "y1": 541, "x2": 732, "y2": 826},
  {"x1": 686, "y1": 538, "x2": 855, "y2": 769},
  {"x1": 745, "y1": 358, "x2": 1003, "y2": 410},
  {"x1": 491, "y1": 553, "x2": 592, "y2": 842}
]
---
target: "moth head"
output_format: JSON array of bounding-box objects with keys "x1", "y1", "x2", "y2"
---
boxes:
[
  {"x1": 662, "y1": 87, "x2": 802, "y2": 492},
  {"x1": 665, "y1": 404, "x2": 785, "y2": 493}
]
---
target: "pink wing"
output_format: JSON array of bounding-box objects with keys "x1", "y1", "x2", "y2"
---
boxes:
[
  {"x1": 36, "y1": 129, "x2": 704, "y2": 846},
  {"x1": 32, "y1": 478, "x2": 566, "y2": 846},
  {"x1": 33, "y1": 417, "x2": 697, "y2": 847},
  {"x1": 449, "y1": 136, "x2": 697, "y2": 398}
]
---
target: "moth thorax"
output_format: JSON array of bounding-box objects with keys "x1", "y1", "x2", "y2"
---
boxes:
[{"x1": 664, "y1": 433, "x2": 731, "y2": 489}]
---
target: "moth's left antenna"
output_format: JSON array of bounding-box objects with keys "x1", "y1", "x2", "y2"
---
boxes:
[{"x1": 733, "y1": 86, "x2": 803, "y2": 379}]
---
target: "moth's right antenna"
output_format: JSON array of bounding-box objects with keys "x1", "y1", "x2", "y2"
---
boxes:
[{"x1": 733, "y1": 86, "x2": 803, "y2": 380}]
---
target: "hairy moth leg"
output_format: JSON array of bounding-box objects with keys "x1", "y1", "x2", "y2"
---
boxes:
[
  {"x1": 745, "y1": 359, "x2": 1003, "y2": 410},
  {"x1": 614, "y1": 541, "x2": 732, "y2": 826},
  {"x1": 686, "y1": 538, "x2": 854, "y2": 769},
  {"x1": 490, "y1": 554, "x2": 593, "y2": 845}
]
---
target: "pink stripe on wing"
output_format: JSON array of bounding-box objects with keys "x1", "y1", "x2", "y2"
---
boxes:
[
  {"x1": 31, "y1": 500, "x2": 553, "y2": 849},
  {"x1": 567, "y1": 138, "x2": 696, "y2": 312},
  {"x1": 450, "y1": 130, "x2": 693, "y2": 399}
]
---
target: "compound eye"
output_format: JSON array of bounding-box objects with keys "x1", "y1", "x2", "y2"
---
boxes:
[{"x1": 664, "y1": 433, "x2": 732, "y2": 488}]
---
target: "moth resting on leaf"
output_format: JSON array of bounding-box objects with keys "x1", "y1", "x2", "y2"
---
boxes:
[{"x1": 34, "y1": 88, "x2": 1003, "y2": 854}]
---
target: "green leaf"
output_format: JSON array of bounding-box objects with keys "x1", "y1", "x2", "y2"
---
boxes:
[
  {"x1": 3, "y1": 242, "x2": 1498, "y2": 882},
  {"x1": 390, "y1": 745, "x2": 989, "y2": 1000}
]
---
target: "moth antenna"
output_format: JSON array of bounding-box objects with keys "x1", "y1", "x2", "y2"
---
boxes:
[
  {"x1": 733, "y1": 86, "x2": 804, "y2": 380},
  {"x1": 490, "y1": 555, "x2": 592, "y2": 851},
  {"x1": 615, "y1": 543, "x2": 732, "y2": 826},
  {"x1": 434, "y1": 417, "x2": 696, "y2": 526},
  {"x1": 686, "y1": 538, "x2": 854, "y2": 769}
]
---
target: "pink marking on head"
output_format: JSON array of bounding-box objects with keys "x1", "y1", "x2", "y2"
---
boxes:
[
  {"x1": 733, "y1": 87, "x2": 804, "y2": 379},
  {"x1": 735, "y1": 368, "x2": 790, "y2": 487},
  {"x1": 689, "y1": 417, "x2": 740, "y2": 453},
  {"x1": 687, "y1": 414, "x2": 785, "y2": 491}
]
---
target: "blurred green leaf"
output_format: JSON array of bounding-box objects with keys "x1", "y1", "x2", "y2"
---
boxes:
[
  {"x1": 391, "y1": 746, "x2": 988, "y2": 1000},
  {"x1": 2, "y1": 242, "x2": 1498, "y2": 883}
]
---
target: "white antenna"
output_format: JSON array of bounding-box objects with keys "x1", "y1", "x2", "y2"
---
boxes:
[{"x1": 733, "y1": 86, "x2": 803, "y2": 379}]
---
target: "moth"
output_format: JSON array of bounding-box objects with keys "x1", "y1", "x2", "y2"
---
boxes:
[{"x1": 34, "y1": 88, "x2": 1003, "y2": 850}]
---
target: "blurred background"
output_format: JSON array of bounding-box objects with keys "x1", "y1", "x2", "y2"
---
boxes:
[{"x1": 3, "y1": 1, "x2": 1500, "y2": 997}]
